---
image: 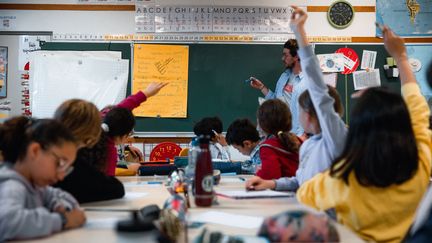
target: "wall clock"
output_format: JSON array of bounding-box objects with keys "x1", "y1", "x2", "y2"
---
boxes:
[{"x1": 327, "y1": 1, "x2": 355, "y2": 29}]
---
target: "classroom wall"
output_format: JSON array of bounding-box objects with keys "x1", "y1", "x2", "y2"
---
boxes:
[
  {"x1": 0, "y1": 0, "x2": 376, "y2": 37},
  {"x1": 0, "y1": 0, "x2": 376, "y2": 117}
]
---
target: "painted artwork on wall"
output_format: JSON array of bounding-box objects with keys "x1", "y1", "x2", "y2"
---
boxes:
[{"x1": 0, "y1": 47, "x2": 7, "y2": 98}]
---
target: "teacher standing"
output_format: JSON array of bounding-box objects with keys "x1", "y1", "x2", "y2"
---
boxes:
[{"x1": 249, "y1": 39, "x2": 306, "y2": 140}]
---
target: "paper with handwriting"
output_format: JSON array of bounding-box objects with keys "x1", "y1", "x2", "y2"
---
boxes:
[{"x1": 133, "y1": 44, "x2": 188, "y2": 118}]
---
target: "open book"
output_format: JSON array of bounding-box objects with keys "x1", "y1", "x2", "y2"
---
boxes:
[{"x1": 217, "y1": 190, "x2": 295, "y2": 199}]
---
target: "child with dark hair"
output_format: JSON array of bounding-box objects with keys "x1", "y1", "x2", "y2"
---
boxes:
[
  {"x1": 0, "y1": 117, "x2": 85, "y2": 241},
  {"x1": 291, "y1": 6, "x2": 431, "y2": 242},
  {"x1": 193, "y1": 116, "x2": 231, "y2": 160},
  {"x1": 246, "y1": 84, "x2": 344, "y2": 191},
  {"x1": 102, "y1": 82, "x2": 167, "y2": 176},
  {"x1": 226, "y1": 118, "x2": 262, "y2": 173},
  {"x1": 254, "y1": 99, "x2": 301, "y2": 180}
]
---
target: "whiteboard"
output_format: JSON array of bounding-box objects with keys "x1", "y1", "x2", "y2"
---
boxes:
[{"x1": 29, "y1": 51, "x2": 129, "y2": 118}]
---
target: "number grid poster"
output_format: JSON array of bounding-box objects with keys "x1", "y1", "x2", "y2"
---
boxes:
[{"x1": 132, "y1": 44, "x2": 189, "y2": 118}]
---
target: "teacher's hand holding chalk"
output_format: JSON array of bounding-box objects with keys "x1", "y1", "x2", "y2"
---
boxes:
[{"x1": 248, "y1": 77, "x2": 269, "y2": 95}]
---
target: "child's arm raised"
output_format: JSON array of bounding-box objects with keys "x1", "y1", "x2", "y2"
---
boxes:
[
  {"x1": 383, "y1": 26, "x2": 431, "y2": 172},
  {"x1": 116, "y1": 82, "x2": 168, "y2": 111},
  {"x1": 290, "y1": 6, "x2": 347, "y2": 162}
]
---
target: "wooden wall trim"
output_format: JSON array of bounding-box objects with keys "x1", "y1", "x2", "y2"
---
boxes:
[
  {"x1": 1, "y1": 4, "x2": 375, "y2": 12},
  {"x1": 128, "y1": 137, "x2": 191, "y2": 144},
  {"x1": 307, "y1": 6, "x2": 375, "y2": 12},
  {"x1": 352, "y1": 37, "x2": 432, "y2": 43},
  {"x1": 0, "y1": 4, "x2": 134, "y2": 11}
]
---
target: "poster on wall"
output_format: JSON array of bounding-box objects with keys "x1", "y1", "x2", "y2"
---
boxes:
[
  {"x1": 132, "y1": 44, "x2": 189, "y2": 118},
  {"x1": 376, "y1": 0, "x2": 432, "y2": 37},
  {"x1": 18, "y1": 36, "x2": 50, "y2": 71},
  {"x1": 406, "y1": 45, "x2": 432, "y2": 104},
  {"x1": 135, "y1": 5, "x2": 300, "y2": 34},
  {"x1": 0, "y1": 47, "x2": 7, "y2": 98}
]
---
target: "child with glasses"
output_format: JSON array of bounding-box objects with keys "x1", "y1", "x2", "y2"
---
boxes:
[{"x1": 0, "y1": 117, "x2": 85, "y2": 241}]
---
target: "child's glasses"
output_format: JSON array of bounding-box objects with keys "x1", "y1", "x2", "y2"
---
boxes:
[{"x1": 48, "y1": 150, "x2": 74, "y2": 176}]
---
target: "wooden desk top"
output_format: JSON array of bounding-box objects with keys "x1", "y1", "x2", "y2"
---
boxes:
[{"x1": 12, "y1": 176, "x2": 363, "y2": 243}]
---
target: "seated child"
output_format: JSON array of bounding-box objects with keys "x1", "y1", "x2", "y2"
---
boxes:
[
  {"x1": 102, "y1": 82, "x2": 167, "y2": 176},
  {"x1": 255, "y1": 99, "x2": 301, "y2": 180},
  {"x1": 53, "y1": 99, "x2": 125, "y2": 203},
  {"x1": 293, "y1": 6, "x2": 431, "y2": 242},
  {"x1": 226, "y1": 118, "x2": 262, "y2": 173},
  {"x1": 246, "y1": 85, "x2": 344, "y2": 191},
  {"x1": 193, "y1": 116, "x2": 231, "y2": 160},
  {"x1": 0, "y1": 117, "x2": 85, "y2": 241}
]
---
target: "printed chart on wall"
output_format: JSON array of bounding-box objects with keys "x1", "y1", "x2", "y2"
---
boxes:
[
  {"x1": 406, "y1": 45, "x2": 432, "y2": 104},
  {"x1": 376, "y1": 0, "x2": 432, "y2": 36},
  {"x1": 0, "y1": 47, "x2": 7, "y2": 98},
  {"x1": 133, "y1": 44, "x2": 189, "y2": 118}
]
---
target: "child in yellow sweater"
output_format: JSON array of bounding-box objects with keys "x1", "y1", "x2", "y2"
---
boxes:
[{"x1": 290, "y1": 6, "x2": 432, "y2": 243}]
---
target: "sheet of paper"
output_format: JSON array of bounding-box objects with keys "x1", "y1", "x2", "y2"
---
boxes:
[
  {"x1": 123, "y1": 192, "x2": 148, "y2": 200},
  {"x1": 322, "y1": 73, "x2": 337, "y2": 88},
  {"x1": 189, "y1": 211, "x2": 264, "y2": 229},
  {"x1": 343, "y1": 54, "x2": 357, "y2": 70},
  {"x1": 85, "y1": 217, "x2": 119, "y2": 229},
  {"x1": 122, "y1": 181, "x2": 163, "y2": 187},
  {"x1": 217, "y1": 190, "x2": 295, "y2": 199},
  {"x1": 353, "y1": 69, "x2": 381, "y2": 90},
  {"x1": 29, "y1": 51, "x2": 128, "y2": 118},
  {"x1": 221, "y1": 177, "x2": 245, "y2": 183},
  {"x1": 133, "y1": 44, "x2": 189, "y2": 118},
  {"x1": 317, "y1": 53, "x2": 344, "y2": 72},
  {"x1": 361, "y1": 50, "x2": 377, "y2": 70}
]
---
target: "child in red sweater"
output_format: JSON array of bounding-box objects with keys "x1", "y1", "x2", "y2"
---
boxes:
[
  {"x1": 255, "y1": 99, "x2": 301, "y2": 180},
  {"x1": 101, "y1": 82, "x2": 167, "y2": 176}
]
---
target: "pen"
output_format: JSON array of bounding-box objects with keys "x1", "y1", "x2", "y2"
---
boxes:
[
  {"x1": 375, "y1": 22, "x2": 384, "y2": 32},
  {"x1": 244, "y1": 77, "x2": 256, "y2": 84},
  {"x1": 146, "y1": 181, "x2": 163, "y2": 184},
  {"x1": 238, "y1": 177, "x2": 246, "y2": 181}
]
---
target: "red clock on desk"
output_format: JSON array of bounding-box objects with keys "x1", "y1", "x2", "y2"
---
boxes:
[{"x1": 150, "y1": 142, "x2": 182, "y2": 161}]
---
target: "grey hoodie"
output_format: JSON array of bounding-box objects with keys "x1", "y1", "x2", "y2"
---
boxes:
[{"x1": 0, "y1": 163, "x2": 79, "y2": 241}]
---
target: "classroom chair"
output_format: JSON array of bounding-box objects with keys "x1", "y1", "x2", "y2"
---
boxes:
[{"x1": 179, "y1": 148, "x2": 189, "y2": 156}]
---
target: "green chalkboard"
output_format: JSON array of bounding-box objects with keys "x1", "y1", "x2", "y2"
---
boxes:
[{"x1": 40, "y1": 42, "x2": 397, "y2": 132}]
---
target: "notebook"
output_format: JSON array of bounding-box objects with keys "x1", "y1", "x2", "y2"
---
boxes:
[{"x1": 216, "y1": 190, "x2": 295, "y2": 199}]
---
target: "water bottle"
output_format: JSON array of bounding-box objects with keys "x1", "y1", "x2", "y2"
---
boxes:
[
  {"x1": 185, "y1": 137, "x2": 200, "y2": 184},
  {"x1": 194, "y1": 135, "x2": 213, "y2": 207}
]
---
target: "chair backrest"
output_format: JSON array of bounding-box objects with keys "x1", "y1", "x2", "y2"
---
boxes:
[
  {"x1": 150, "y1": 142, "x2": 182, "y2": 161},
  {"x1": 179, "y1": 147, "x2": 189, "y2": 156}
]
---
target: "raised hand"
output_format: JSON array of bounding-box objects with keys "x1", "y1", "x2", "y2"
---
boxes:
[
  {"x1": 381, "y1": 25, "x2": 415, "y2": 85},
  {"x1": 290, "y1": 6, "x2": 309, "y2": 48},
  {"x1": 289, "y1": 6, "x2": 308, "y2": 33},
  {"x1": 143, "y1": 82, "x2": 169, "y2": 98},
  {"x1": 382, "y1": 25, "x2": 407, "y2": 63}
]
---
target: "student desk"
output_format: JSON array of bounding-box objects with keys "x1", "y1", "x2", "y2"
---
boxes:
[{"x1": 12, "y1": 176, "x2": 364, "y2": 243}]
